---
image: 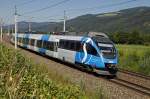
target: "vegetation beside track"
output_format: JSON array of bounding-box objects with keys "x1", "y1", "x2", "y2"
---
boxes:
[
  {"x1": 0, "y1": 44, "x2": 89, "y2": 99},
  {"x1": 117, "y1": 44, "x2": 150, "y2": 76}
]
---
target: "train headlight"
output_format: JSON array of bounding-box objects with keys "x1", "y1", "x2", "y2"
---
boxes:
[{"x1": 105, "y1": 63, "x2": 115, "y2": 68}]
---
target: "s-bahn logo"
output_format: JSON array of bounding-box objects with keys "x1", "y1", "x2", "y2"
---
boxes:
[{"x1": 79, "y1": 37, "x2": 94, "y2": 64}]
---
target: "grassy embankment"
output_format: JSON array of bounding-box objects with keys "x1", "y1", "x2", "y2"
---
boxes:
[
  {"x1": 0, "y1": 43, "x2": 106, "y2": 99},
  {"x1": 117, "y1": 44, "x2": 150, "y2": 76}
]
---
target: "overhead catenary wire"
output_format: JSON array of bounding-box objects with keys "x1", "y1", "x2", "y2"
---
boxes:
[
  {"x1": 16, "y1": 0, "x2": 37, "y2": 7},
  {"x1": 66, "y1": 0, "x2": 138, "y2": 20},
  {"x1": 67, "y1": 0, "x2": 138, "y2": 12},
  {"x1": 16, "y1": 0, "x2": 139, "y2": 28},
  {"x1": 22, "y1": 0, "x2": 138, "y2": 21},
  {"x1": 22, "y1": 0, "x2": 71, "y2": 15},
  {"x1": 19, "y1": 14, "x2": 62, "y2": 21}
]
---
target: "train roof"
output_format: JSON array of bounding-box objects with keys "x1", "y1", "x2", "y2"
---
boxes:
[
  {"x1": 12, "y1": 32, "x2": 109, "y2": 41},
  {"x1": 13, "y1": 33, "x2": 83, "y2": 41}
]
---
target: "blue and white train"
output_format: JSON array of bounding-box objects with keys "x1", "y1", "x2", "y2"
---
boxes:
[{"x1": 11, "y1": 32, "x2": 118, "y2": 76}]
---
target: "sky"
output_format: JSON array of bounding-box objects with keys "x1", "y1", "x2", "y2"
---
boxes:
[{"x1": 0, "y1": 0, "x2": 150, "y2": 24}]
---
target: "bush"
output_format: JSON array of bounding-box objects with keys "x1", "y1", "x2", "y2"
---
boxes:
[{"x1": 0, "y1": 44, "x2": 87, "y2": 99}]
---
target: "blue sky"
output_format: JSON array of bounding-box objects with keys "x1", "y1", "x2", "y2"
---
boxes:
[{"x1": 0, "y1": 0, "x2": 150, "y2": 24}]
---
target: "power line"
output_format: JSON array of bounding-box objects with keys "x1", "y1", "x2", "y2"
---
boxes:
[
  {"x1": 18, "y1": 0, "x2": 138, "y2": 24},
  {"x1": 16, "y1": 0, "x2": 37, "y2": 6},
  {"x1": 20, "y1": 14, "x2": 59, "y2": 20},
  {"x1": 23, "y1": 0, "x2": 137, "y2": 21},
  {"x1": 67, "y1": 0, "x2": 138, "y2": 12},
  {"x1": 22, "y1": 0, "x2": 71, "y2": 15}
]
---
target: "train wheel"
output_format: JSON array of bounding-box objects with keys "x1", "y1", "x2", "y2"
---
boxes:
[{"x1": 106, "y1": 75, "x2": 116, "y2": 79}]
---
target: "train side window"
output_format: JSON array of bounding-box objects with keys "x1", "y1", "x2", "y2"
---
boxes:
[
  {"x1": 65, "y1": 40, "x2": 69, "y2": 50},
  {"x1": 70, "y1": 41, "x2": 75, "y2": 51},
  {"x1": 27, "y1": 39, "x2": 29, "y2": 44},
  {"x1": 24, "y1": 38, "x2": 26, "y2": 44},
  {"x1": 61, "y1": 40, "x2": 74, "y2": 51},
  {"x1": 37, "y1": 40, "x2": 42, "y2": 48},
  {"x1": 43, "y1": 41, "x2": 54, "y2": 51},
  {"x1": 43, "y1": 41, "x2": 49, "y2": 50},
  {"x1": 59, "y1": 40, "x2": 65, "y2": 49},
  {"x1": 86, "y1": 43, "x2": 97, "y2": 56},
  {"x1": 49, "y1": 41, "x2": 54, "y2": 51},
  {"x1": 43, "y1": 41, "x2": 47, "y2": 49},
  {"x1": 30, "y1": 39, "x2": 35, "y2": 46},
  {"x1": 26, "y1": 38, "x2": 28, "y2": 44},
  {"x1": 58, "y1": 40, "x2": 61, "y2": 48},
  {"x1": 17, "y1": 37, "x2": 19, "y2": 44},
  {"x1": 19, "y1": 38, "x2": 21, "y2": 43},
  {"x1": 66, "y1": 40, "x2": 70, "y2": 50},
  {"x1": 20, "y1": 38, "x2": 22, "y2": 43},
  {"x1": 75, "y1": 41, "x2": 81, "y2": 51},
  {"x1": 27, "y1": 38, "x2": 29, "y2": 44},
  {"x1": 51, "y1": 42, "x2": 55, "y2": 51},
  {"x1": 17, "y1": 37, "x2": 19, "y2": 42},
  {"x1": 28, "y1": 39, "x2": 31, "y2": 45},
  {"x1": 22, "y1": 38, "x2": 25, "y2": 44},
  {"x1": 59, "y1": 40, "x2": 81, "y2": 51},
  {"x1": 24, "y1": 38, "x2": 29, "y2": 45},
  {"x1": 64, "y1": 40, "x2": 68, "y2": 49}
]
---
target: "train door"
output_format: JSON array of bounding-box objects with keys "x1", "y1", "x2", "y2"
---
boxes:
[
  {"x1": 34, "y1": 40, "x2": 38, "y2": 52},
  {"x1": 58, "y1": 39, "x2": 76, "y2": 63},
  {"x1": 53, "y1": 39, "x2": 59, "y2": 58}
]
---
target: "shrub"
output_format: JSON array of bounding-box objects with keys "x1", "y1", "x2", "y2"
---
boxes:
[{"x1": 0, "y1": 44, "x2": 87, "y2": 99}]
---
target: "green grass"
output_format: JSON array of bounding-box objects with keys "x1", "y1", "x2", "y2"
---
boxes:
[
  {"x1": 0, "y1": 44, "x2": 88, "y2": 99},
  {"x1": 0, "y1": 43, "x2": 107, "y2": 99},
  {"x1": 116, "y1": 44, "x2": 150, "y2": 76}
]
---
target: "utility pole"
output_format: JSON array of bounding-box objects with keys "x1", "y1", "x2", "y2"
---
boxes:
[
  {"x1": 28, "y1": 17, "x2": 33, "y2": 32},
  {"x1": 7, "y1": 24, "x2": 10, "y2": 36},
  {"x1": 29, "y1": 21, "x2": 31, "y2": 32},
  {"x1": 14, "y1": 5, "x2": 18, "y2": 49},
  {"x1": 0, "y1": 18, "x2": 3, "y2": 42},
  {"x1": 49, "y1": 10, "x2": 67, "y2": 33},
  {"x1": 12, "y1": 27, "x2": 14, "y2": 34},
  {"x1": 63, "y1": 10, "x2": 66, "y2": 32}
]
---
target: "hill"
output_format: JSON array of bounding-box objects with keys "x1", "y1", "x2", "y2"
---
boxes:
[
  {"x1": 5, "y1": 6, "x2": 150, "y2": 34},
  {"x1": 67, "y1": 6, "x2": 150, "y2": 33}
]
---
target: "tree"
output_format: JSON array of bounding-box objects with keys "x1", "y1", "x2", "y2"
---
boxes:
[{"x1": 128, "y1": 30, "x2": 143, "y2": 44}]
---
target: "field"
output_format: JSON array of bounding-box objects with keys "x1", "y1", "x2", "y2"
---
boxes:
[
  {"x1": 2, "y1": 43, "x2": 148, "y2": 98},
  {"x1": 0, "y1": 44, "x2": 88, "y2": 99},
  {"x1": 116, "y1": 44, "x2": 150, "y2": 76}
]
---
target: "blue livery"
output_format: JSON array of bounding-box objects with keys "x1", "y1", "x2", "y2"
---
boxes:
[{"x1": 11, "y1": 32, "x2": 118, "y2": 76}]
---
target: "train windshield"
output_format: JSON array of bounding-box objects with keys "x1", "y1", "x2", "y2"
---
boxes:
[{"x1": 92, "y1": 36, "x2": 116, "y2": 59}]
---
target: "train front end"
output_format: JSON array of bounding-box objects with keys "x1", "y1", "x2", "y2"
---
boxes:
[
  {"x1": 75, "y1": 32, "x2": 118, "y2": 76},
  {"x1": 92, "y1": 35, "x2": 118, "y2": 76}
]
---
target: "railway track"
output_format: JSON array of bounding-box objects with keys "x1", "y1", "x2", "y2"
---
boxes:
[
  {"x1": 94, "y1": 69, "x2": 150, "y2": 96},
  {"x1": 112, "y1": 69, "x2": 150, "y2": 96},
  {"x1": 119, "y1": 69, "x2": 150, "y2": 80},
  {"x1": 109, "y1": 78, "x2": 150, "y2": 96}
]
